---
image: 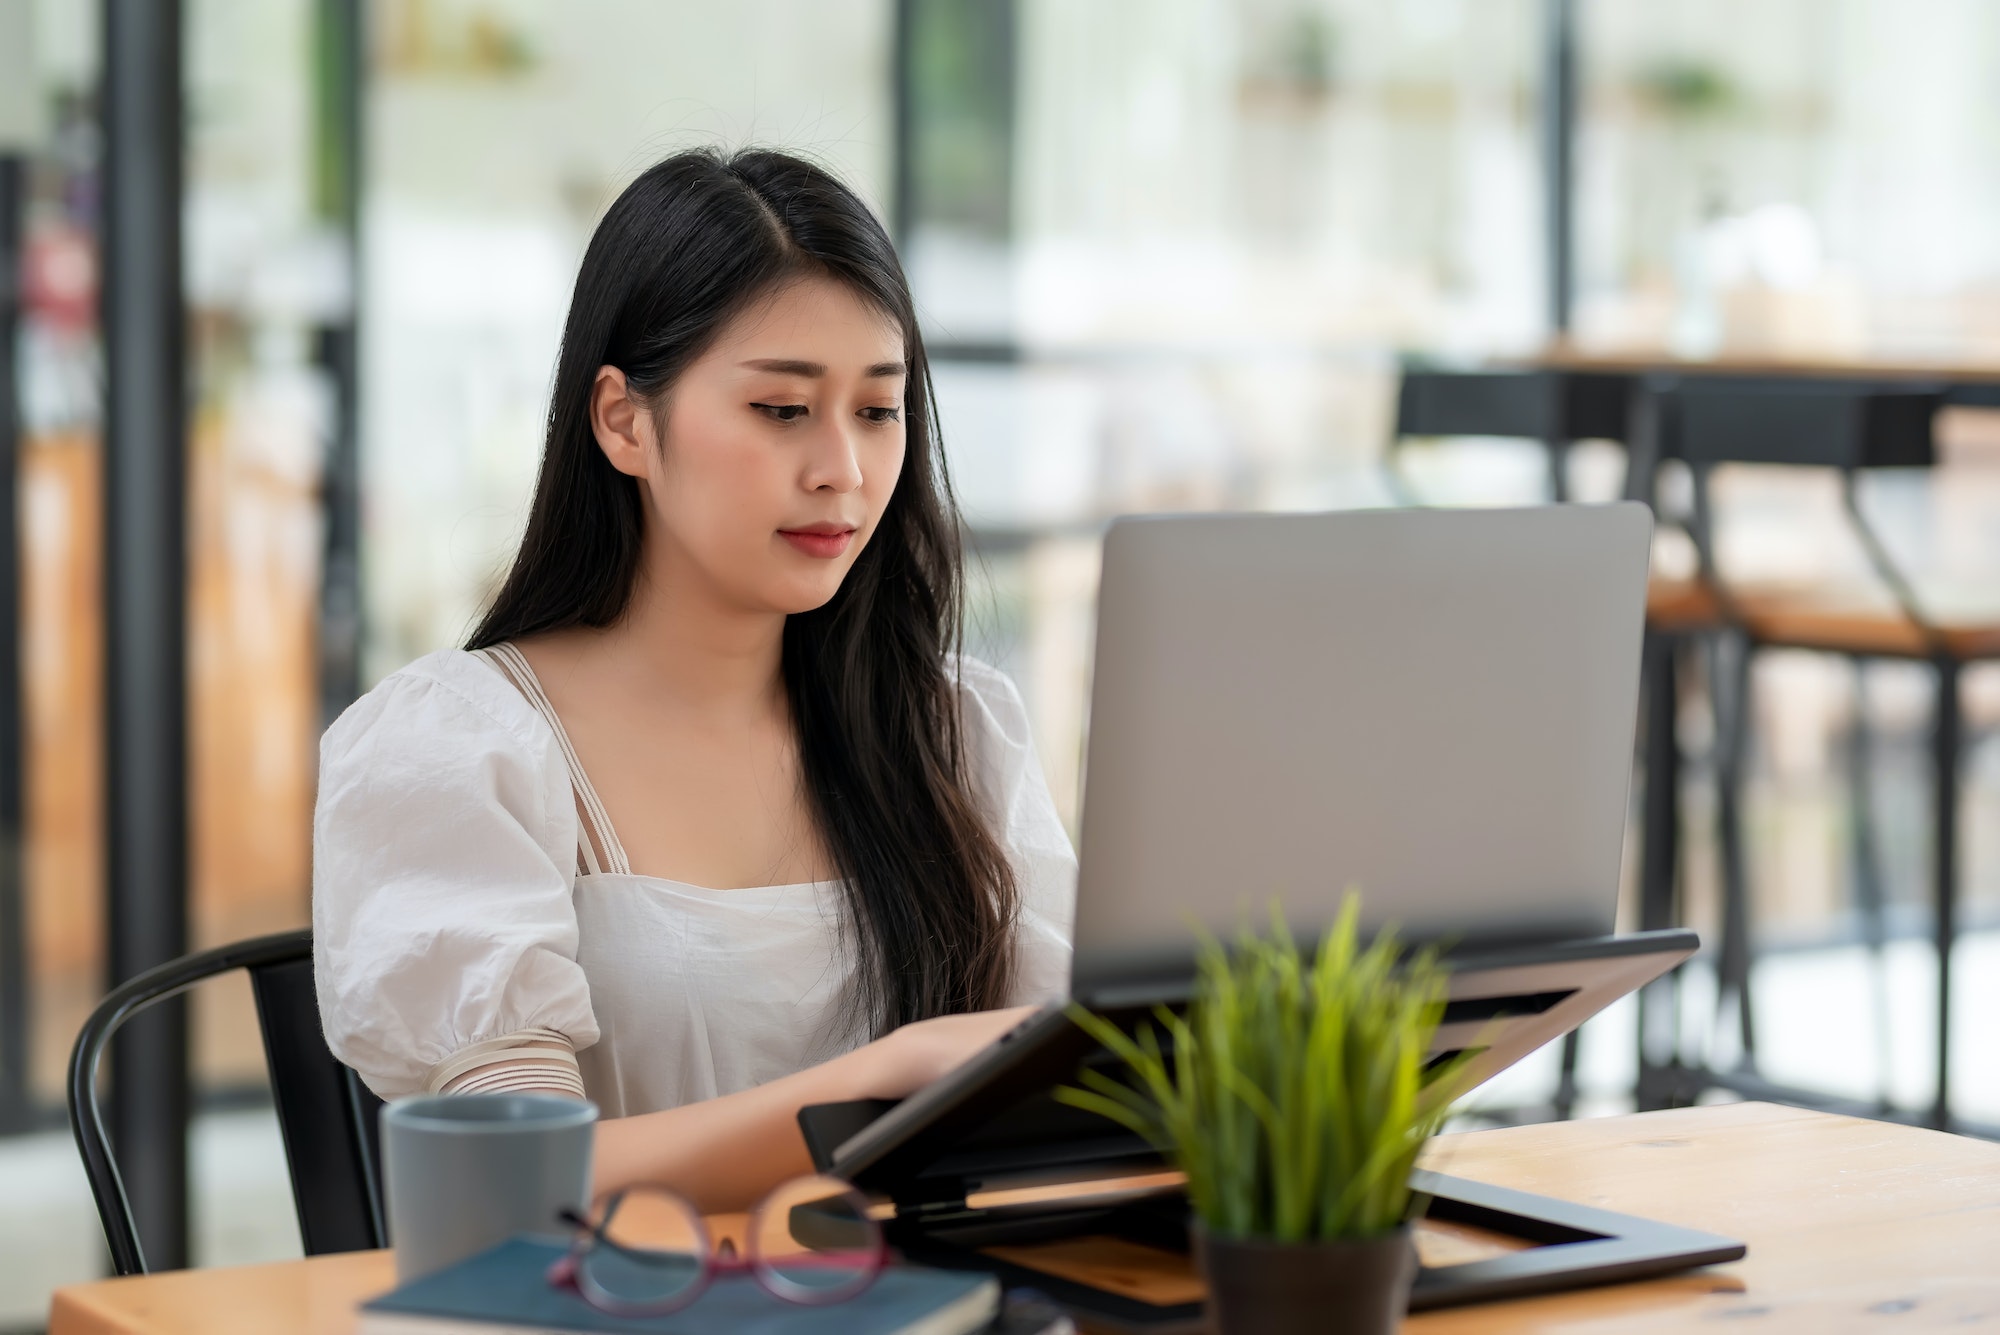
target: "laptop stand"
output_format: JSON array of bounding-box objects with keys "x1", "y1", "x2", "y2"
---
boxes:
[
  {"x1": 874, "y1": 1168, "x2": 1744, "y2": 1333},
  {"x1": 798, "y1": 928, "x2": 1744, "y2": 1329}
]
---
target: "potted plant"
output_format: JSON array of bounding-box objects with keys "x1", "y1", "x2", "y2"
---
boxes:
[{"x1": 1057, "y1": 898, "x2": 1469, "y2": 1335}]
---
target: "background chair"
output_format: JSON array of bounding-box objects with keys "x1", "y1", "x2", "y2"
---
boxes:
[
  {"x1": 67, "y1": 929, "x2": 386, "y2": 1275},
  {"x1": 1645, "y1": 378, "x2": 1997, "y2": 1130},
  {"x1": 1388, "y1": 365, "x2": 1636, "y2": 503}
]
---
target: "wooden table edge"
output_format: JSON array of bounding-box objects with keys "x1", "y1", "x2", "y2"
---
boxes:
[{"x1": 46, "y1": 1102, "x2": 2000, "y2": 1335}]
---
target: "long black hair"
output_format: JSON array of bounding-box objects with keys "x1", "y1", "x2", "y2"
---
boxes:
[{"x1": 468, "y1": 147, "x2": 1018, "y2": 1031}]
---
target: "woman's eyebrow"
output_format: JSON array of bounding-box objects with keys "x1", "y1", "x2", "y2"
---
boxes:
[{"x1": 739, "y1": 358, "x2": 907, "y2": 378}]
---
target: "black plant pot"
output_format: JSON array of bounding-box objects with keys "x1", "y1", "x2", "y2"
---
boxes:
[{"x1": 1194, "y1": 1223, "x2": 1417, "y2": 1335}]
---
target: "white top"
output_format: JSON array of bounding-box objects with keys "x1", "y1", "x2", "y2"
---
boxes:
[{"x1": 312, "y1": 647, "x2": 1077, "y2": 1118}]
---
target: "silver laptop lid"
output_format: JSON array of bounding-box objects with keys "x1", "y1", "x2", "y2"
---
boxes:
[{"x1": 1071, "y1": 503, "x2": 1653, "y2": 1000}]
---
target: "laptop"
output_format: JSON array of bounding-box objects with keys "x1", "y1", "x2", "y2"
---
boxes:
[{"x1": 809, "y1": 503, "x2": 1695, "y2": 1206}]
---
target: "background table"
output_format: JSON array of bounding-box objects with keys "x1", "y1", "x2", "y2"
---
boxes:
[{"x1": 47, "y1": 1102, "x2": 2000, "y2": 1334}]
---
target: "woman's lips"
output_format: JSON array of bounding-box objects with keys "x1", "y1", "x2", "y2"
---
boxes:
[{"x1": 778, "y1": 527, "x2": 856, "y2": 559}]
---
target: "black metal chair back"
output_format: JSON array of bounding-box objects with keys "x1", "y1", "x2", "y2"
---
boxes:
[
  {"x1": 1389, "y1": 368, "x2": 1636, "y2": 503},
  {"x1": 1649, "y1": 379, "x2": 1944, "y2": 640},
  {"x1": 1659, "y1": 379, "x2": 1939, "y2": 471},
  {"x1": 67, "y1": 928, "x2": 387, "y2": 1274},
  {"x1": 1394, "y1": 367, "x2": 1634, "y2": 443}
]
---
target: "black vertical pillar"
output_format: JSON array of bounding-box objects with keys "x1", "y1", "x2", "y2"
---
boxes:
[
  {"x1": 1636, "y1": 631, "x2": 1682, "y2": 1111},
  {"x1": 102, "y1": 0, "x2": 189, "y2": 1272},
  {"x1": 1540, "y1": 0, "x2": 1578, "y2": 502},
  {"x1": 1541, "y1": 0, "x2": 1577, "y2": 336},
  {"x1": 314, "y1": 0, "x2": 365, "y2": 725},
  {"x1": 0, "y1": 154, "x2": 28, "y2": 1136},
  {"x1": 1932, "y1": 657, "x2": 1960, "y2": 1131},
  {"x1": 889, "y1": 0, "x2": 918, "y2": 247}
]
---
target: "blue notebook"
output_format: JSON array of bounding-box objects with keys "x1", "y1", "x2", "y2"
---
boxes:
[{"x1": 358, "y1": 1236, "x2": 1001, "y2": 1335}]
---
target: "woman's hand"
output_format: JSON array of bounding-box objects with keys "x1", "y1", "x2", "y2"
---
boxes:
[
  {"x1": 852, "y1": 1005, "x2": 1042, "y2": 1101},
  {"x1": 589, "y1": 1004, "x2": 1046, "y2": 1210}
]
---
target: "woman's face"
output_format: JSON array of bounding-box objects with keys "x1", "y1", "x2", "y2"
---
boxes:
[{"x1": 594, "y1": 273, "x2": 908, "y2": 616}]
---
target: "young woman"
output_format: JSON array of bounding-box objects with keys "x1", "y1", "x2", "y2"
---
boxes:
[{"x1": 313, "y1": 148, "x2": 1076, "y2": 1212}]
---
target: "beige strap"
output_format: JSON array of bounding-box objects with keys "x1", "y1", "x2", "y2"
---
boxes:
[
  {"x1": 424, "y1": 1027, "x2": 586, "y2": 1100},
  {"x1": 473, "y1": 644, "x2": 631, "y2": 877}
]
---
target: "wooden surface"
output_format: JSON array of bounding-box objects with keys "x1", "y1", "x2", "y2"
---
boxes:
[
  {"x1": 46, "y1": 1102, "x2": 2000, "y2": 1334},
  {"x1": 1519, "y1": 343, "x2": 2000, "y2": 385},
  {"x1": 1405, "y1": 1102, "x2": 2000, "y2": 1333},
  {"x1": 1647, "y1": 576, "x2": 2000, "y2": 659}
]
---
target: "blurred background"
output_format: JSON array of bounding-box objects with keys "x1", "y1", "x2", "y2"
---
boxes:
[{"x1": 8, "y1": 0, "x2": 2000, "y2": 1326}]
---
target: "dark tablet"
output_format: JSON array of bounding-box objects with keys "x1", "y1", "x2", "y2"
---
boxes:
[{"x1": 807, "y1": 928, "x2": 1700, "y2": 1201}]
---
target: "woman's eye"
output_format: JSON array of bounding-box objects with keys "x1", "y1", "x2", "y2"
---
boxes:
[
  {"x1": 861, "y1": 406, "x2": 902, "y2": 424},
  {"x1": 753, "y1": 402, "x2": 808, "y2": 422}
]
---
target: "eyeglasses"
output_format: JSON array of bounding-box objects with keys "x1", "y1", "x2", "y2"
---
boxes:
[{"x1": 546, "y1": 1173, "x2": 887, "y2": 1316}]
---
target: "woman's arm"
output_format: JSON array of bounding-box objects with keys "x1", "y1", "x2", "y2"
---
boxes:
[{"x1": 584, "y1": 1006, "x2": 1037, "y2": 1212}]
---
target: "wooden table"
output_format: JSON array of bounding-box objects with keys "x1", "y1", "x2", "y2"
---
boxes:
[
  {"x1": 47, "y1": 1102, "x2": 2000, "y2": 1334},
  {"x1": 1519, "y1": 343, "x2": 2000, "y2": 400}
]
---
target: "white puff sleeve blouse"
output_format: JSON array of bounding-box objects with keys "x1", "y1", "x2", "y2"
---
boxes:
[{"x1": 312, "y1": 649, "x2": 1077, "y2": 1116}]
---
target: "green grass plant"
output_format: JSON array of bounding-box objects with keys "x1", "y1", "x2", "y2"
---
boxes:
[{"x1": 1056, "y1": 896, "x2": 1470, "y2": 1243}]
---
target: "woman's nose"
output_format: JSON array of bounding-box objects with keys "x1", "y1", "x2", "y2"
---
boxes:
[{"x1": 804, "y1": 422, "x2": 866, "y2": 493}]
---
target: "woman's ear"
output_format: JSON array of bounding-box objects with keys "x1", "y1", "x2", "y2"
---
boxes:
[{"x1": 590, "y1": 366, "x2": 654, "y2": 478}]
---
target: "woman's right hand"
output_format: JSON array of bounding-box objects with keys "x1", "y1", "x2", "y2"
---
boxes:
[{"x1": 852, "y1": 1004, "x2": 1043, "y2": 1100}]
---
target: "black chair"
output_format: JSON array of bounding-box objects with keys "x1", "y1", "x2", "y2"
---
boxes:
[
  {"x1": 1392, "y1": 368, "x2": 1994, "y2": 1133},
  {"x1": 67, "y1": 928, "x2": 387, "y2": 1274},
  {"x1": 1637, "y1": 378, "x2": 1991, "y2": 1130},
  {"x1": 1389, "y1": 366, "x2": 1636, "y2": 502}
]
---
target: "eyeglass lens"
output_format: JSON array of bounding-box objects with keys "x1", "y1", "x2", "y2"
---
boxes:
[
  {"x1": 578, "y1": 1188, "x2": 707, "y2": 1310},
  {"x1": 748, "y1": 1174, "x2": 882, "y2": 1304}
]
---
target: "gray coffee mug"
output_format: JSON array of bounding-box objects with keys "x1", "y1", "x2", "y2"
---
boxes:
[{"x1": 381, "y1": 1094, "x2": 598, "y2": 1282}]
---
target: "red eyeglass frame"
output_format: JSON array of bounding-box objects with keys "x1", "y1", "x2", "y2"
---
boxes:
[{"x1": 545, "y1": 1183, "x2": 890, "y2": 1316}]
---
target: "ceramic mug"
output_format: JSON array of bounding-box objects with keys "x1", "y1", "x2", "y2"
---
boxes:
[{"x1": 381, "y1": 1093, "x2": 597, "y2": 1281}]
